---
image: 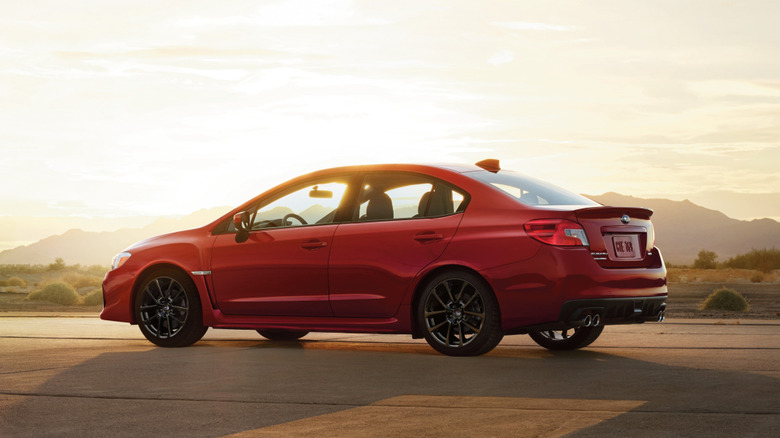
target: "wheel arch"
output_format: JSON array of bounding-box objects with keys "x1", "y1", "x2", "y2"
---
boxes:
[
  {"x1": 129, "y1": 263, "x2": 201, "y2": 324},
  {"x1": 409, "y1": 264, "x2": 500, "y2": 338}
]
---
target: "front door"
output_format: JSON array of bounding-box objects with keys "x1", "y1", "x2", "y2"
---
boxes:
[{"x1": 210, "y1": 179, "x2": 349, "y2": 316}]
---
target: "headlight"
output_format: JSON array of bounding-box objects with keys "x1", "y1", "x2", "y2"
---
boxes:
[{"x1": 111, "y1": 252, "x2": 132, "y2": 270}]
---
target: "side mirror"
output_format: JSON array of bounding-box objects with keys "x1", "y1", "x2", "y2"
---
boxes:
[{"x1": 233, "y1": 212, "x2": 251, "y2": 243}]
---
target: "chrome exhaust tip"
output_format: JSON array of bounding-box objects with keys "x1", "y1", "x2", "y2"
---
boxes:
[
  {"x1": 582, "y1": 314, "x2": 593, "y2": 328},
  {"x1": 591, "y1": 314, "x2": 601, "y2": 327}
]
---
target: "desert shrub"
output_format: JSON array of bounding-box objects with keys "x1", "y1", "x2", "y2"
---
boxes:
[
  {"x1": 48, "y1": 258, "x2": 66, "y2": 271},
  {"x1": 83, "y1": 265, "x2": 109, "y2": 277},
  {"x1": 27, "y1": 282, "x2": 80, "y2": 306},
  {"x1": 7, "y1": 276, "x2": 27, "y2": 287},
  {"x1": 693, "y1": 250, "x2": 718, "y2": 269},
  {"x1": 0, "y1": 264, "x2": 48, "y2": 275},
  {"x1": 699, "y1": 287, "x2": 750, "y2": 312},
  {"x1": 80, "y1": 288, "x2": 103, "y2": 306},
  {"x1": 725, "y1": 248, "x2": 780, "y2": 273},
  {"x1": 60, "y1": 272, "x2": 102, "y2": 289},
  {"x1": 750, "y1": 272, "x2": 764, "y2": 283}
]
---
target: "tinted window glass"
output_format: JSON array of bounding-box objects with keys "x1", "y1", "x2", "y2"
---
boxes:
[
  {"x1": 469, "y1": 171, "x2": 598, "y2": 206},
  {"x1": 355, "y1": 173, "x2": 467, "y2": 221},
  {"x1": 247, "y1": 180, "x2": 349, "y2": 229}
]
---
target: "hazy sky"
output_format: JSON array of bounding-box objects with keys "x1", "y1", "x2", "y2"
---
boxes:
[{"x1": 3, "y1": 0, "x2": 779, "y2": 224}]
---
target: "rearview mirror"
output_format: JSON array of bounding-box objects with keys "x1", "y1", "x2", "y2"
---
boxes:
[
  {"x1": 233, "y1": 212, "x2": 250, "y2": 243},
  {"x1": 309, "y1": 186, "x2": 333, "y2": 199}
]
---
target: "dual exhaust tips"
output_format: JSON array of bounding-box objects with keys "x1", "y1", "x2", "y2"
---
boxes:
[
  {"x1": 571, "y1": 310, "x2": 665, "y2": 328},
  {"x1": 577, "y1": 313, "x2": 601, "y2": 328}
]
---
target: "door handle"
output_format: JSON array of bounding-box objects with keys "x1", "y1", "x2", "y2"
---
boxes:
[
  {"x1": 414, "y1": 232, "x2": 443, "y2": 242},
  {"x1": 301, "y1": 240, "x2": 328, "y2": 250}
]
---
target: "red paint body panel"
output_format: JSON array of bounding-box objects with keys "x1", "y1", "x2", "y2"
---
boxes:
[
  {"x1": 101, "y1": 163, "x2": 667, "y2": 338},
  {"x1": 100, "y1": 228, "x2": 215, "y2": 323},
  {"x1": 210, "y1": 225, "x2": 336, "y2": 316},
  {"x1": 328, "y1": 214, "x2": 462, "y2": 318}
]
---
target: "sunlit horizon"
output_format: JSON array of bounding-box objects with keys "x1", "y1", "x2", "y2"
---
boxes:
[{"x1": 2, "y1": 1, "x2": 779, "y2": 250}]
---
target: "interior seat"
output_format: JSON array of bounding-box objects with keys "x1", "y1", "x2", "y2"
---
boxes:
[
  {"x1": 365, "y1": 192, "x2": 394, "y2": 220},
  {"x1": 417, "y1": 190, "x2": 449, "y2": 217}
]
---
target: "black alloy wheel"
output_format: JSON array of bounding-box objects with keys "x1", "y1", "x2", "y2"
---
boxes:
[
  {"x1": 135, "y1": 269, "x2": 207, "y2": 347},
  {"x1": 418, "y1": 270, "x2": 503, "y2": 356}
]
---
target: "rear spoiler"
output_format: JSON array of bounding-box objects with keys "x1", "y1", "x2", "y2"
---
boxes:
[{"x1": 574, "y1": 206, "x2": 653, "y2": 220}]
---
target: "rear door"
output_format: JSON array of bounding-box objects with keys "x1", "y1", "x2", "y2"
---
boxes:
[{"x1": 328, "y1": 173, "x2": 468, "y2": 318}]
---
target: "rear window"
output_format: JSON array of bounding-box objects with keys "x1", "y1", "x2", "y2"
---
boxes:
[{"x1": 468, "y1": 171, "x2": 598, "y2": 206}]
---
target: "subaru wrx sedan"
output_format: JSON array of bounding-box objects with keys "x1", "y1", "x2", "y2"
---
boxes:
[{"x1": 101, "y1": 160, "x2": 667, "y2": 356}]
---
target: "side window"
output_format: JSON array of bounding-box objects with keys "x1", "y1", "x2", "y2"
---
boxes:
[
  {"x1": 250, "y1": 181, "x2": 348, "y2": 229},
  {"x1": 356, "y1": 173, "x2": 467, "y2": 221}
]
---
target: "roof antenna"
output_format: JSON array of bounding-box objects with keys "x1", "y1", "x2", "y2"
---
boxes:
[{"x1": 475, "y1": 159, "x2": 500, "y2": 173}]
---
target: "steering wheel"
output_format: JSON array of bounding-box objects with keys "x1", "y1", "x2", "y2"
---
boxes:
[{"x1": 282, "y1": 213, "x2": 308, "y2": 226}]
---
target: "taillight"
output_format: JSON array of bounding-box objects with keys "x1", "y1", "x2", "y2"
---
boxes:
[
  {"x1": 647, "y1": 222, "x2": 656, "y2": 248},
  {"x1": 524, "y1": 219, "x2": 590, "y2": 247}
]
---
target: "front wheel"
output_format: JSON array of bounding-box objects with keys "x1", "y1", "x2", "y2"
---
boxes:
[
  {"x1": 417, "y1": 271, "x2": 503, "y2": 356},
  {"x1": 528, "y1": 326, "x2": 604, "y2": 351},
  {"x1": 134, "y1": 269, "x2": 207, "y2": 347}
]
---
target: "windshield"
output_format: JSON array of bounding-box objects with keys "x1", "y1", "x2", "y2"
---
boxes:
[{"x1": 468, "y1": 171, "x2": 598, "y2": 207}]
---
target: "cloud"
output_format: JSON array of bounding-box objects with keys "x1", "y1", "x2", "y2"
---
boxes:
[
  {"x1": 492, "y1": 21, "x2": 574, "y2": 32},
  {"x1": 488, "y1": 50, "x2": 514, "y2": 66},
  {"x1": 175, "y1": 0, "x2": 392, "y2": 28}
]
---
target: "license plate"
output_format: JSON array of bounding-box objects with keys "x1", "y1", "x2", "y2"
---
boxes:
[{"x1": 613, "y1": 235, "x2": 639, "y2": 258}]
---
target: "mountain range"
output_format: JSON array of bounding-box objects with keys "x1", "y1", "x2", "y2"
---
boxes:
[
  {"x1": 0, "y1": 208, "x2": 230, "y2": 266},
  {"x1": 1, "y1": 195, "x2": 778, "y2": 266},
  {"x1": 587, "y1": 193, "x2": 780, "y2": 264}
]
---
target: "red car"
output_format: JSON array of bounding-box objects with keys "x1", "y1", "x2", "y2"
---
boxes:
[{"x1": 101, "y1": 159, "x2": 667, "y2": 356}]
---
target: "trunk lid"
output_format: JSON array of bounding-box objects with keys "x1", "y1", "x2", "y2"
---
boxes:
[{"x1": 575, "y1": 206, "x2": 656, "y2": 268}]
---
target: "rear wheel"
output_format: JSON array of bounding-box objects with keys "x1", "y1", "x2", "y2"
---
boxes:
[
  {"x1": 134, "y1": 269, "x2": 207, "y2": 347},
  {"x1": 417, "y1": 270, "x2": 503, "y2": 356},
  {"x1": 528, "y1": 326, "x2": 604, "y2": 351},
  {"x1": 257, "y1": 330, "x2": 309, "y2": 341}
]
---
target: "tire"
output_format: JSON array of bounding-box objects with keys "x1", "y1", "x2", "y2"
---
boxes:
[
  {"x1": 134, "y1": 269, "x2": 207, "y2": 347},
  {"x1": 257, "y1": 330, "x2": 309, "y2": 341},
  {"x1": 417, "y1": 270, "x2": 503, "y2": 356},
  {"x1": 528, "y1": 325, "x2": 604, "y2": 351}
]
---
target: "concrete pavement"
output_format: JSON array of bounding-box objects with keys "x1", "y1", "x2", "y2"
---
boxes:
[{"x1": 1, "y1": 316, "x2": 778, "y2": 437}]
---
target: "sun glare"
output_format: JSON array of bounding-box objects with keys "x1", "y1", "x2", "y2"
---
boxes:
[{"x1": 1, "y1": 0, "x2": 779, "y2": 235}]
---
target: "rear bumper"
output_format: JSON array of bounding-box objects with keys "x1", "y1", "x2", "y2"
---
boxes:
[
  {"x1": 505, "y1": 296, "x2": 666, "y2": 334},
  {"x1": 558, "y1": 296, "x2": 666, "y2": 324},
  {"x1": 487, "y1": 245, "x2": 667, "y2": 331}
]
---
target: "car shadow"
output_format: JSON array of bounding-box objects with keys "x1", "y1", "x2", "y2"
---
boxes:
[{"x1": 1, "y1": 339, "x2": 778, "y2": 437}]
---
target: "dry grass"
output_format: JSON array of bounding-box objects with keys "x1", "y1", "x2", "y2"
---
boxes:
[
  {"x1": 80, "y1": 288, "x2": 103, "y2": 306},
  {"x1": 59, "y1": 272, "x2": 103, "y2": 289},
  {"x1": 668, "y1": 268, "x2": 780, "y2": 283},
  {"x1": 27, "y1": 282, "x2": 80, "y2": 306}
]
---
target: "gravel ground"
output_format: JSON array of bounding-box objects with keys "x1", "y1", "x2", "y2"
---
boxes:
[{"x1": 666, "y1": 282, "x2": 780, "y2": 319}]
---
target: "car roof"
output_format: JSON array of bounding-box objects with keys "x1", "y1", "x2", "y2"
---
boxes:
[{"x1": 306, "y1": 162, "x2": 484, "y2": 174}]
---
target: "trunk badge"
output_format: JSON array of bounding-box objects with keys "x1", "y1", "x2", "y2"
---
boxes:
[{"x1": 621, "y1": 215, "x2": 631, "y2": 224}]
